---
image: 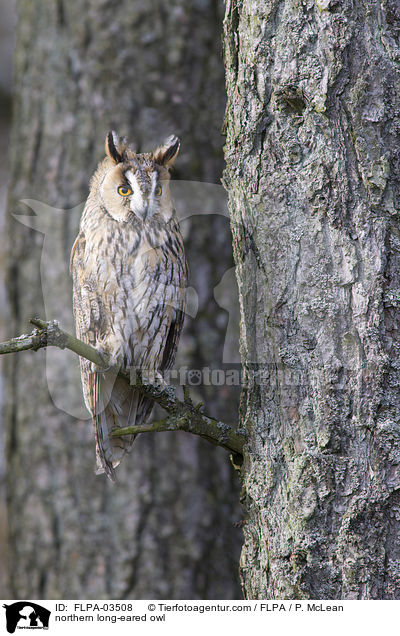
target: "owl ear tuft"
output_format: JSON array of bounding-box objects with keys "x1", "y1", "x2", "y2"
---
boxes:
[
  {"x1": 153, "y1": 135, "x2": 180, "y2": 168},
  {"x1": 105, "y1": 131, "x2": 123, "y2": 164}
]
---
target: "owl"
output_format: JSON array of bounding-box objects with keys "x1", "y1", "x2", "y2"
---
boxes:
[{"x1": 70, "y1": 131, "x2": 187, "y2": 481}]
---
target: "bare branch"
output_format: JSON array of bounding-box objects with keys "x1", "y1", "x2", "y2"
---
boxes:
[
  {"x1": 111, "y1": 409, "x2": 244, "y2": 455},
  {"x1": 0, "y1": 318, "x2": 245, "y2": 456}
]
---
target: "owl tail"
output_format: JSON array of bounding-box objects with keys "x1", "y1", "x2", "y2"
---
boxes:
[{"x1": 92, "y1": 373, "x2": 153, "y2": 481}]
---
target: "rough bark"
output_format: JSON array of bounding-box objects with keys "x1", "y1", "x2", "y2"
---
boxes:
[
  {"x1": 224, "y1": 0, "x2": 400, "y2": 599},
  {"x1": 5, "y1": 0, "x2": 242, "y2": 599}
]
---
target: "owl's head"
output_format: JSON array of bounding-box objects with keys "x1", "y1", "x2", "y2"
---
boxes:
[{"x1": 94, "y1": 131, "x2": 180, "y2": 223}]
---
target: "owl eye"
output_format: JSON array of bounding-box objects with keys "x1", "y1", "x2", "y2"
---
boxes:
[
  {"x1": 155, "y1": 184, "x2": 162, "y2": 197},
  {"x1": 117, "y1": 184, "x2": 132, "y2": 196}
]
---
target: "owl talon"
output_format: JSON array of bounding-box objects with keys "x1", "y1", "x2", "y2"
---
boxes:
[
  {"x1": 94, "y1": 364, "x2": 112, "y2": 373},
  {"x1": 93, "y1": 348, "x2": 115, "y2": 373}
]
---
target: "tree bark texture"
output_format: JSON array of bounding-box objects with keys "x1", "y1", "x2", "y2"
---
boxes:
[
  {"x1": 5, "y1": 0, "x2": 242, "y2": 598},
  {"x1": 224, "y1": 0, "x2": 400, "y2": 599}
]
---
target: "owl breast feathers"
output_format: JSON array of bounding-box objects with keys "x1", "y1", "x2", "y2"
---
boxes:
[{"x1": 70, "y1": 131, "x2": 187, "y2": 481}]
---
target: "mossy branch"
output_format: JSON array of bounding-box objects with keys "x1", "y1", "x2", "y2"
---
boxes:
[{"x1": 0, "y1": 318, "x2": 245, "y2": 456}]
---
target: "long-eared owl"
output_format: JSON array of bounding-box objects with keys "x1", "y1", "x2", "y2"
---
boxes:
[{"x1": 70, "y1": 131, "x2": 187, "y2": 481}]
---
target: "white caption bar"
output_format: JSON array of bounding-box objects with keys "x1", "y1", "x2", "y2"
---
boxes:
[{"x1": 0, "y1": 599, "x2": 397, "y2": 635}]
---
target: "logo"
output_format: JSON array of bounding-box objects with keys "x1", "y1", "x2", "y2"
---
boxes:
[{"x1": 2, "y1": 603, "x2": 51, "y2": 633}]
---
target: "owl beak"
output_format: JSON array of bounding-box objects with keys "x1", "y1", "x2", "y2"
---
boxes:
[
  {"x1": 141, "y1": 203, "x2": 150, "y2": 221},
  {"x1": 130, "y1": 196, "x2": 150, "y2": 221}
]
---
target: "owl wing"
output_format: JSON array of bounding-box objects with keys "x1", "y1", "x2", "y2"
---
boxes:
[
  {"x1": 160, "y1": 222, "x2": 188, "y2": 371},
  {"x1": 71, "y1": 231, "x2": 137, "y2": 481},
  {"x1": 160, "y1": 309, "x2": 184, "y2": 370}
]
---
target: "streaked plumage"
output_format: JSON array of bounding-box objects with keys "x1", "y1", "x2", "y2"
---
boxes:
[{"x1": 70, "y1": 131, "x2": 187, "y2": 480}]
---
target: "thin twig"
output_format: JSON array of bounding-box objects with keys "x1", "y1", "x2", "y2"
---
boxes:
[{"x1": 0, "y1": 318, "x2": 245, "y2": 455}]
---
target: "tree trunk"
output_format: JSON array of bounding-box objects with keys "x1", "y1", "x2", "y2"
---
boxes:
[
  {"x1": 224, "y1": 0, "x2": 400, "y2": 599},
  {"x1": 0, "y1": 0, "x2": 16, "y2": 599},
  {"x1": 5, "y1": 0, "x2": 242, "y2": 599}
]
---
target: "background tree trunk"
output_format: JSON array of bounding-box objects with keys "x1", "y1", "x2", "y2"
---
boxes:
[
  {"x1": 0, "y1": 0, "x2": 16, "y2": 599},
  {"x1": 5, "y1": 0, "x2": 242, "y2": 599},
  {"x1": 224, "y1": 0, "x2": 400, "y2": 599}
]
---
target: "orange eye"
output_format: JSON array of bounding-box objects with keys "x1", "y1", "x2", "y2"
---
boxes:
[
  {"x1": 118, "y1": 185, "x2": 132, "y2": 196},
  {"x1": 155, "y1": 184, "x2": 162, "y2": 197}
]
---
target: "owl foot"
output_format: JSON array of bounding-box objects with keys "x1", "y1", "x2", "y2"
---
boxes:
[
  {"x1": 94, "y1": 364, "x2": 112, "y2": 373},
  {"x1": 138, "y1": 369, "x2": 166, "y2": 388},
  {"x1": 93, "y1": 346, "x2": 116, "y2": 373}
]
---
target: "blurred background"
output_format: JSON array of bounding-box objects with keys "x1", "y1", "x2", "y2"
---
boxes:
[
  {"x1": 0, "y1": 1, "x2": 242, "y2": 599},
  {"x1": 0, "y1": 0, "x2": 16, "y2": 598}
]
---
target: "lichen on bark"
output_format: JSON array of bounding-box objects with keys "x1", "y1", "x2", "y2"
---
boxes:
[{"x1": 224, "y1": 0, "x2": 400, "y2": 599}]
